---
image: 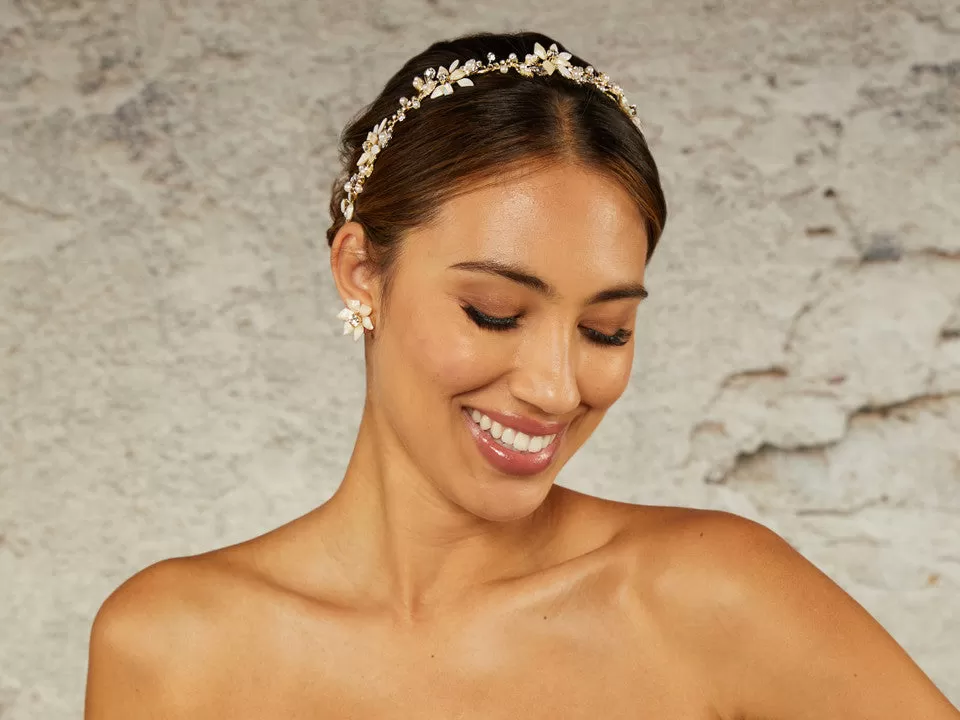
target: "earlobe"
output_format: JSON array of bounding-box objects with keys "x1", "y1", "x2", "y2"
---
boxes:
[
  {"x1": 337, "y1": 298, "x2": 375, "y2": 341},
  {"x1": 330, "y1": 224, "x2": 378, "y2": 307}
]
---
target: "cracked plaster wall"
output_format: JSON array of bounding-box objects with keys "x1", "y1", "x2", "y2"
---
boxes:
[{"x1": 0, "y1": 0, "x2": 958, "y2": 716}]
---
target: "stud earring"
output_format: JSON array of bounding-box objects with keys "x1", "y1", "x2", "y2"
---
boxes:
[{"x1": 337, "y1": 298, "x2": 374, "y2": 341}]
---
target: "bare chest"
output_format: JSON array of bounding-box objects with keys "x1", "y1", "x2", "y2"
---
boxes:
[
  {"x1": 206, "y1": 609, "x2": 718, "y2": 719},
  {"x1": 317, "y1": 654, "x2": 719, "y2": 720}
]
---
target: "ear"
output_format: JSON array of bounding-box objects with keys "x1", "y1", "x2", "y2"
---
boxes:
[{"x1": 329, "y1": 222, "x2": 381, "y2": 313}]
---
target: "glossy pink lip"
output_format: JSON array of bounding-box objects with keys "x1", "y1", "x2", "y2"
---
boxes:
[
  {"x1": 461, "y1": 409, "x2": 566, "y2": 477},
  {"x1": 464, "y1": 406, "x2": 567, "y2": 437}
]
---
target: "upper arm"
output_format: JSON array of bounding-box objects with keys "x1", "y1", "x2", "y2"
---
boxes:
[
  {"x1": 658, "y1": 511, "x2": 960, "y2": 720},
  {"x1": 84, "y1": 559, "x2": 212, "y2": 719}
]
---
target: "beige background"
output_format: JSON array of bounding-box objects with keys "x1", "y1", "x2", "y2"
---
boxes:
[{"x1": 1, "y1": 0, "x2": 959, "y2": 716}]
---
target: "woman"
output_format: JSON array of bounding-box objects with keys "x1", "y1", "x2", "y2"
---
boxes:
[{"x1": 85, "y1": 31, "x2": 960, "y2": 719}]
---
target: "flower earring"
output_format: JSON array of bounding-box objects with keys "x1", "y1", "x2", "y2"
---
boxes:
[{"x1": 337, "y1": 298, "x2": 374, "y2": 341}]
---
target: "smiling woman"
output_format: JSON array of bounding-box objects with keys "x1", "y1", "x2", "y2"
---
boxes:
[{"x1": 83, "y1": 30, "x2": 960, "y2": 720}]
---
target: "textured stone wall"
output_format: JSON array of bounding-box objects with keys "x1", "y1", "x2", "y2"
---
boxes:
[{"x1": 1, "y1": 0, "x2": 958, "y2": 716}]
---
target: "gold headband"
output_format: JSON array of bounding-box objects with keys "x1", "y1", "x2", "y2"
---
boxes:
[{"x1": 338, "y1": 42, "x2": 644, "y2": 222}]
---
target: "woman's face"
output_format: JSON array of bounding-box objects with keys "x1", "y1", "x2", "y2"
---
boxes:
[{"x1": 367, "y1": 161, "x2": 649, "y2": 522}]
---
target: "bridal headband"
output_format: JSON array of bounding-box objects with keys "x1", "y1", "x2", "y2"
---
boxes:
[{"x1": 337, "y1": 42, "x2": 644, "y2": 223}]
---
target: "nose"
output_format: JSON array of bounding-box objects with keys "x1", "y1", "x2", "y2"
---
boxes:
[{"x1": 507, "y1": 319, "x2": 581, "y2": 417}]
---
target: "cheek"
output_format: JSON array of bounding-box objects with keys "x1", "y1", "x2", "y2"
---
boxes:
[
  {"x1": 398, "y1": 306, "x2": 503, "y2": 394},
  {"x1": 579, "y1": 346, "x2": 634, "y2": 408}
]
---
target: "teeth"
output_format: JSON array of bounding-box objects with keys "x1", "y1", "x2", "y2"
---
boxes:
[{"x1": 467, "y1": 409, "x2": 558, "y2": 454}]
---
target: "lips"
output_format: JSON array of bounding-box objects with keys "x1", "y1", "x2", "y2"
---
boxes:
[
  {"x1": 463, "y1": 406, "x2": 567, "y2": 437},
  {"x1": 462, "y1": 409, "x2": 565, "y2": 477}
]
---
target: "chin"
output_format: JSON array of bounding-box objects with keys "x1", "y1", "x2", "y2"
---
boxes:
[
  {"x1": 459, "y1": 480, "x2": 557, "y2": 523},
  {"x1": 443, "y1": 452, "x2": 562, "y2": 522}
]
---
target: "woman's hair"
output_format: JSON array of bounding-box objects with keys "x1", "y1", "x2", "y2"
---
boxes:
[{"x1": 326, "y1": 30, "x2": 667, "y2": 314}]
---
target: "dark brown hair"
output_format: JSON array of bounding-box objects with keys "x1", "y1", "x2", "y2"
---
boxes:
[{"x1": 326, "y1": 31, "x2": 667, "y2": 313}]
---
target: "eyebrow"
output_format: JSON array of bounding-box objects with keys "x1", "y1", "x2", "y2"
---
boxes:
[{"x1": 449, "y1": 259, "x2": 648, "y2": 304}]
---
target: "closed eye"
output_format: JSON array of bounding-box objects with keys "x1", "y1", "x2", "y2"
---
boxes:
[{"x1": 462, "y1": 305, "x2": 632, "y2": 347}]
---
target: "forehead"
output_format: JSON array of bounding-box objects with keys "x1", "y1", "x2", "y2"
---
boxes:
[{"x1": 406, "y1": 162, "x2": 649, "y2": 284}]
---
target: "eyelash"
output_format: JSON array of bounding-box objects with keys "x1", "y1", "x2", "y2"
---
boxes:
[{"x1": 462, "y1": 305, "x2": 633, "y2": 347}]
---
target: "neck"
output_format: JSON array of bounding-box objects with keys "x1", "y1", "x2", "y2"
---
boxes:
[{"x1": 316, "y1": 397, "x2": 563, "y2": 622}]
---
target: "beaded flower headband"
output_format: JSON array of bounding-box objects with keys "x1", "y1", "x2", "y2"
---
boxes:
[{"x1": 338, "y1": 42, "x2": 644, "y2": 222}]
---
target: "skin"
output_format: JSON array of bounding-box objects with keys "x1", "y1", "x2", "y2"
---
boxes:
[{"x1": 85, "y1": 161, "x2": 960, "y2": 720}]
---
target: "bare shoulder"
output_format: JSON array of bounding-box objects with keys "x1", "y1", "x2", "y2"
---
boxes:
[
  {"x1": 85, "y1": 553, "x2": 256, "y2": 719},
  {"x1": 619, "y1": 506, "x2": 960, "y2": 720},
  {"x1": 617, "y1": 504, "x2": 790, "y2": 596}
]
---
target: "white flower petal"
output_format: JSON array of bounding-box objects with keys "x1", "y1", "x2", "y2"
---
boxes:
[
  {"x1": 353, "y1": 326, "x2": 363, "y2": 341},
  {"x1": 542, "y1": 60, "x2": 556, "y2": 75},
  {"x1": 449, "y1": 68, "x2": 467, "y2": 81},
  {"x1": 343, "y1": 322, "x2": 352, "y2": 335},
  {"x1": 347, "y1": 299, "x2": 361, "y2": 311},
  {"x1": 362, "y1": 316, "x2": 374, "y2": 330},
  {"x1": 533, "y1": 42, "x2": 547, "y2": 59},
  {"x1": 337, "y1": 308, "x2": 353, "y2": 320},
  {"x1": 449, "y1": 59, "x2": 459, "y2": 72},
  {"x1": 430, "y1": 85, "x2": 445, "y2": 99},
  {"x1": 358, "y1": 303, "x2": 371, "y2": 315},
  {"x1": 457, "y1": 77, "x2": 474, "y2": 87},
  {"x1": 443, "y1": 84, "x2": 454, "y2": 95}
]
